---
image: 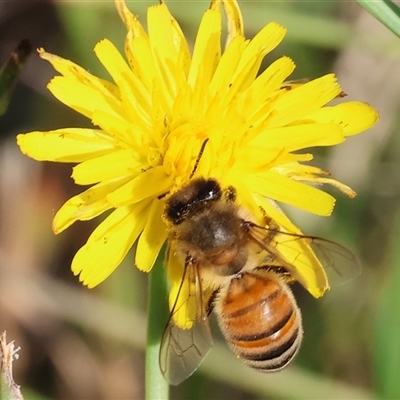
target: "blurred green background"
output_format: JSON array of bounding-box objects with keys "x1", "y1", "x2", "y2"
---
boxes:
[{"x1": 0, "y1": 1, "x2": 398, "y2": 399}]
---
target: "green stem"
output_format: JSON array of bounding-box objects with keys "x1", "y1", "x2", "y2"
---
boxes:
[
  {"x1": 145, "y1": 252, "x2": 169, "y2": 400},
  {"x1": 357, "y1": 0, "x2": 400, "y2": 39}
]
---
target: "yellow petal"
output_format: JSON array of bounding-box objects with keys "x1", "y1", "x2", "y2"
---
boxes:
[
  {"x1": 248, "y1": 170, "x2": 336, "y2": 216},
  {"x1": 274, "y1": 230, "x2": 329, "y2": 298},
  {"x1": 278, "y1": 163, "x2": 328, "y2": 178},
  {"x1": 224, "y1": 173, "x2": 265, "y2": 224},
  {"x1": 72, "y1": 201, "x2": 150, "y2": 288},
  {"x1": 114, "y1": 0, "x2": 136, "y2": 32},
  {"x1": 254, "y1": 195, "x2": 301, "y2": 233},
  {"x1": 123, "y1": 18, "x2": 158, "y2": 94},
  {"x1": 53, "y1": 177, "x2": 131, "y2": 233},
  {"x1": 170, "y1": 281, "x2": 198, "y2": 330},
  {"x1": 115, "y1": 2, "x2": 161, "y2": 96},
  {"x1": 165, "y1": 245, "x2": 182, "y2": 286},
  {"x1": 47, "y1": 76, "x2": 126, "y2": 121},
  {"x1": 107, "y1": 166, "x2": 173, "y2": 206},
  {"x1": 167, "y1": 249, "x2": 197, "y2": 329},
  {"x1": 209, "y1": 0, "x2": 243, "y2": 51},
  {"x1": 281, "y1": 163, "x2": 357, "y2": 198},
  {"x1": 148, "y1": 4, "x2": 180, "y2": 71},
  {"x1": 162, "y1": 4, "x2": 191, "y2": 76},
  {"x1": 232, "y1": 22, "x2": 286, "y2": 92},
  {"x1": 39, "y1": 49, "x2": 120, "y2": 97},
  {"x1": 221, "y1": 0, "x2": 244, "y2": 44},
  {"x1": 17, "y1": 129, "x2": 117, "y2": 163},
  {"x1": 249, "y1": 123, "x2": 344, "y2": 152},
  {"x1": 208, "y1": 35, "x2": 245, "y2": 98},
  {"x1": 91, "y1": 110, "x2": 147, "y2": 148},
  {"x1": 302, "y1": 176, "x2": 356, "y2": 198},
  {"x1": 94, "y1": 39, "x2": 152, "y2": 122},
  {"x1": 72, "y1": 148, "x2": 146, "y2": 185},
  {"x1": 238, "y1": 56, "x2": 295, "y2": 123},
  {"x1": 187, "y1": 7, "x2": 221, "y2": 89},
  {"x1": 266, "y1": 74, "x2": 341, "y2": 128},
  {"x1": 210, "y1": 23, "x2": 286, "y2": 111},
  {"x1": 156, "y1": 2, "x2": 191, "y2": 66},
  {"x1": 305, "y1": 101, "x2": 379, "y2": 136},
  {"x1": 135, "y1": 199, "x2": 168, "y2": 272},
  {"x1": 147, "y1": 4, "x2": 185, "y2": 102},
  {"x1": 254, "y1": 196, "x2": 328, "y2": 297},
  {"x1": 233, "y1": 146, "x2": 285, "y2": 174}
]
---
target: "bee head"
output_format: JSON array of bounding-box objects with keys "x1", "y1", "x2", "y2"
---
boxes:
[{"x1": 165, "y1": 178, "x2": 222, "y2": 225}]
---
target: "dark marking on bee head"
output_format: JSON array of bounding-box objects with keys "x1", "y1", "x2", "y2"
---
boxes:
[{"x1": 165, "y1": 178, "x2": 222, "y2": 225}]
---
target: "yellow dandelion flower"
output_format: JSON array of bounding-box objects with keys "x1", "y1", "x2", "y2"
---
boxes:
[{"x1": 17, "y1": 0, "x2": 378, "y2": 307}]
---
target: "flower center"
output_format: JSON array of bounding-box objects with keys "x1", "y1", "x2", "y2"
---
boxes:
[{"x1": 163, "y1": 123, "x2": 210, "y2": 182}]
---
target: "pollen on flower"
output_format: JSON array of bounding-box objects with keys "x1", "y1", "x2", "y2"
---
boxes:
[{"x1": 16, "y1": 0, "x2": 378, "y2": 294}]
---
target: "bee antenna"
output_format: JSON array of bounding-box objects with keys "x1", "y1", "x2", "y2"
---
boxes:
[{"x1": 190, "y1": 138, "x2": 209, "y2": 179}]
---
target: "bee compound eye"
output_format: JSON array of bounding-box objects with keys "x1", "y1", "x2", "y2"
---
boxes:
[
  {"x1": 165, "y1": 200, "x2": 186, "y2": 225},
  {"x1": 197, "y1": 179, "x2": 222, "y2": 202},
  {"x1": 165, "y1": 178, "x2": 223, "y2": 225}
]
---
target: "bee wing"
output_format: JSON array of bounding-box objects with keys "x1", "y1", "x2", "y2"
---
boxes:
[
  {"x1": 159, "y1": 255, "x2": 213, "y2": 386},
  {"x1": 248, "y1": 223, "x2": 361, "y2": 297}
]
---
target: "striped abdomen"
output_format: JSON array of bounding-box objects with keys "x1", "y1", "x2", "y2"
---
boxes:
[{"x1": 215, "y1": 271, "x2": 303, "y2": 371}]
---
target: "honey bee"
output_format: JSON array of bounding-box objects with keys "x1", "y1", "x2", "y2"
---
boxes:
[{"x1": 160, "y1": 177, "x2": 360, "y2": 385}]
